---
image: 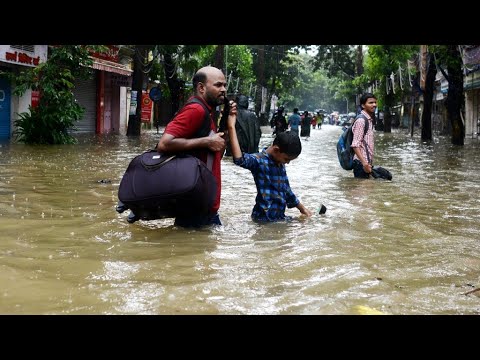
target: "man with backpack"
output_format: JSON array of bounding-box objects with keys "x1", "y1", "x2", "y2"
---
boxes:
[
  {"x1": 157, "y1": 66, "x2": 228, "y2": 227},
  {"x1": 351, "y1": 93, "x2": 377, "y2": 178}
]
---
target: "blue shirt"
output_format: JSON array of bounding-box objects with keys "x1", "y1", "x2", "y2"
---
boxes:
[
  {"x1": 288, "y1": 114, "x2": 301, "y2": 130},
  {"x1": 233, "y1": 148, "x2": 299, "y2": 222}
]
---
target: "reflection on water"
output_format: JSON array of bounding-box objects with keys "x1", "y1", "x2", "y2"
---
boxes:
[{"x1": 1, "y1": 127, "x2": 480, "y2": 314}]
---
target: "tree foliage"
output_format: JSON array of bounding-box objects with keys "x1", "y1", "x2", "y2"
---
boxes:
[
  {"x1": 195, "y1": 45, "x2": 255, "y2": 96},
  {"x1": 278, "y1": 53, "x2": 330, "y2": 111},
  {"x1": 364, "y1": 45, "x2": 419, "y2": 131},
  {"x1": 313, "y1": 45, "x2": 357, "y2": 79},
  {"x1": 250, "y1": 45, "x2": 301, "y2": 121}
]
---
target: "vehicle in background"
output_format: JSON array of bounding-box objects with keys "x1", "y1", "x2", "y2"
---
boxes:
[{"x1": 338, "y1": 114, "x2": 349, "y2": 126}]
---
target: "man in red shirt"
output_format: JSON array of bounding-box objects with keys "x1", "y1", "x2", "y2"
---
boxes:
[{"x1": 157, "y1": 66, "x2": 228, "y2": 227}]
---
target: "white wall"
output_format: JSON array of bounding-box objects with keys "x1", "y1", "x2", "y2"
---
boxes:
[
  {"x1": 465, "y1": 89, "x2": 479, "y2": 137},
  {"x1": 120, "y1": 87, "x2": 128, "y2": 135},
  {"x1": 0, "y1": 45, "x2": 48, "y2": 66}
]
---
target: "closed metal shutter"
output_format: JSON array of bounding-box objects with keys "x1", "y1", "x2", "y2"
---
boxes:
[
  {"x1": 72, "y1": 76, "x2": 96, "y2": 133},
  {"x1": 0, "y1": 78, "x2": 11, "y2": 140}
]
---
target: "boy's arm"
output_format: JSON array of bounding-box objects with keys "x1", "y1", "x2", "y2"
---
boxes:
[
  {"x1": 296, "y1": 202, "x2": 312, "y2": 217},
  {"x1": 226, "y1": 102, "x2": 242, "y2": 160},
  {"x1": 254, "y1": 114, "x2": 262, "y2": 149}
]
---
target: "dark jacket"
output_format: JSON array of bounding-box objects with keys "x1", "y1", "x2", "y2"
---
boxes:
[
  {"x1": 229, "y1": 95, "x2": 261, "y2": 154},
  {"x1": 271, "y1": 109, "x2": 287, "y2": 134}
]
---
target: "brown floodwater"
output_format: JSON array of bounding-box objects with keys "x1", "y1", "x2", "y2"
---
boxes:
[{"x1": 1, "y1": 125, "x2": 479, "y2": 314}]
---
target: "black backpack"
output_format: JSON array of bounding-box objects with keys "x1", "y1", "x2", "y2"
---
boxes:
[
  {"x1": 116, "y1": 98, "x2": 217, "y2": 222},
  {"x1": 336, "y1": 114, "x2": 369, "y2": 170}
]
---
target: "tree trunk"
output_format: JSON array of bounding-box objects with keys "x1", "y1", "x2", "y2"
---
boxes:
[
  {"x1": 382, "y1": 45, "x2": 393, "y2": 133},
  {"x1": 163, "y1": 51, "x2": 182, "y2": 118},
  {"x1": 254, "y1": 45, "x2": 265, "y2": 118},
  {"x1": 265, "y1": 76, "x2": 277, "y2": 123},
  {"x1": 127, "y1": 45, "x2": 148, "y2": 136},
  {"x1": 410, "y1": 95, "x2": 415, "y2": 137},
  {"x1": 421, "y1": 53, "x2": 436, "y2": 141},
  {"x1": 355, "y1": 45, "x2": 364, "y2": 76},
  {"x1": 445, "y1": 45, "x2": 464, "y2": 145},
  {"x1": 384, "y1": 92, "x2": 394, "y2": 133},
  {"x1": 214, "y1": 45, "x2": 225, "y2": 72}
]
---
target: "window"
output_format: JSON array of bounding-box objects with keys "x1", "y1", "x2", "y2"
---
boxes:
[{"x1": 10, "y1": 45, "x2": 35, "y2": 53}]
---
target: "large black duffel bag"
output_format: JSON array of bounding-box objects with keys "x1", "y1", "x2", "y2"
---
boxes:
[{"x1": 117, "y1": 150, "x2": 217, "y2": 222}]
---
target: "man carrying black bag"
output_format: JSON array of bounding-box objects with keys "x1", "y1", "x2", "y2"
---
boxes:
[{"x1": 157, "y1": 66, "x2": 231, "y2": 227}]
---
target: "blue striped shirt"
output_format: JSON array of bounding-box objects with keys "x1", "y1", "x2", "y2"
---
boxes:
[{"x1": 233, "y1": 149, "x2": 300, "y2": 222}]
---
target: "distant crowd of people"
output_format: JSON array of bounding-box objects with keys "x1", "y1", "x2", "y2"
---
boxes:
[{"x1": 270, "y1": 107, "x2": 323, "y2": 139}]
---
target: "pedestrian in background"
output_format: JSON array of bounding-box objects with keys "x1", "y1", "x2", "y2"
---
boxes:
[
  {"x1": 288, "y1": 108, "x2": 301, "y2": 136},
  {"x1": 351, "y1": 93, "x2": 376, "y2": 179}
]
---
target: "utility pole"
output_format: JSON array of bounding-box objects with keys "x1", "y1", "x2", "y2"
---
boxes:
[
  {"x1": 127, "y1": 45, "x2": 148, "y2": 136},
  {"x1": 225, "y1": 45, "x2": 228, "y2": 82}
]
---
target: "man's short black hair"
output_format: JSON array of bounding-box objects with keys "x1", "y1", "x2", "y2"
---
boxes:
[
  {"x1": 192, "y1": 71, "x2": 207, "y2": 92},
  {"x1": 273, "y1": 132, "x2": 302, "y2": 157},
  {"x1": 360, "y1": 92, "x2": 376, "y2": 105}
]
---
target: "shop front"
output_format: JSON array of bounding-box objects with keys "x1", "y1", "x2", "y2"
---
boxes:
[{"x1": 0, "y1": 45, "x2": 48, "y2": 141}]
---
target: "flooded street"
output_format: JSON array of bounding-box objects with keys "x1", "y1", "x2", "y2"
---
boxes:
[{"x1": 1, "y1": 125, "x2": 480, "y2": 314}]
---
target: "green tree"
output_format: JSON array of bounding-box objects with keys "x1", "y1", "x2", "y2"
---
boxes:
[
  {"x1": 9, "y1": 45, "x2": 105, "y2": 144},
  {"x1": 364, "y1": 45, "x2": 419, "y2": 132},
  {"x1": 433, "y1": 45, "x2": 465, "y2": 145},
  {"x1": 127, "y1": 45, "x2": 151, "y2": 136},
  {"x1": 196, "y1": 45, "x2": 254, "y2": 96},
  {"x1": 149, "y1": 45, "x2": 207, "y2": 124},
  {"x1": 421, "y1": 47, "x2": 436, "y2": 141},
  {"x1": 313, "y1": 45, "x2": 365, "y2": 113},
  {"x1": 313, "y1": 45, "x2": 357, "y2": 79},
  {"x1": 133, "y1": 45, "x2": 204, "y2": 130},
  {"x1": 250, "y1": 45, "x2": 300, "y2": 124},
  {"x1": 278, "y1": 52, "x2": 332, "y2": 112}
]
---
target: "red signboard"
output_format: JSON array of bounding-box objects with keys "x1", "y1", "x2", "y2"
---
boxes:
[
  {"x1": 6, "y1": 51, "x2": 40, "y2": 66},
  {"x1": 141, "y1": 91, "x2": 153, "y2": 122},
  {"x1": 31, "y1": 90, "x2": 40, "y2": 108}
]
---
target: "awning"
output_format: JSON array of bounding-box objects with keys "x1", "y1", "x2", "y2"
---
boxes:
[{"x1": 90, "y1": 57, "x2": 132, "y2": 76}]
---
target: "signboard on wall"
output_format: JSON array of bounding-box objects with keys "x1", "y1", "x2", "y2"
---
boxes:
[
  {"x1": 31, "y1": 90, "x2": 40, "y2": 108},
  {"x1": 111, "y1": 74, "x2": 132, "y2": 87},
  {"x1": 141, "y1": 91, "x2": 153, "y2": 122}
]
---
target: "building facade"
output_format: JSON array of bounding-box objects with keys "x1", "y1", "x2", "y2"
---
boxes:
[
  {"x1": 0, "y1": 45, "x2": 133, "y2": 142},
  {"x1": 0, "y1": 45, "x2": 48, "y2": 141},
  {"x1": 72, "y1": 45, "x2": 133, "y2": 136},
  {"x1": 463, "y1": 46, "x2": 480, "y2": 138}
]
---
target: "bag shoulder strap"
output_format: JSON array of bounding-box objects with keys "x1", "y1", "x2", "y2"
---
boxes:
[
  {"x1": 187, "y1": 97, "x2": 213, "y2": 139},
  {"x1": 355, "y1": 114, "x2": 371, "y2": 165},
  {"x1": 185, "y1": 97, "x2": 215, "y2": 171}
]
